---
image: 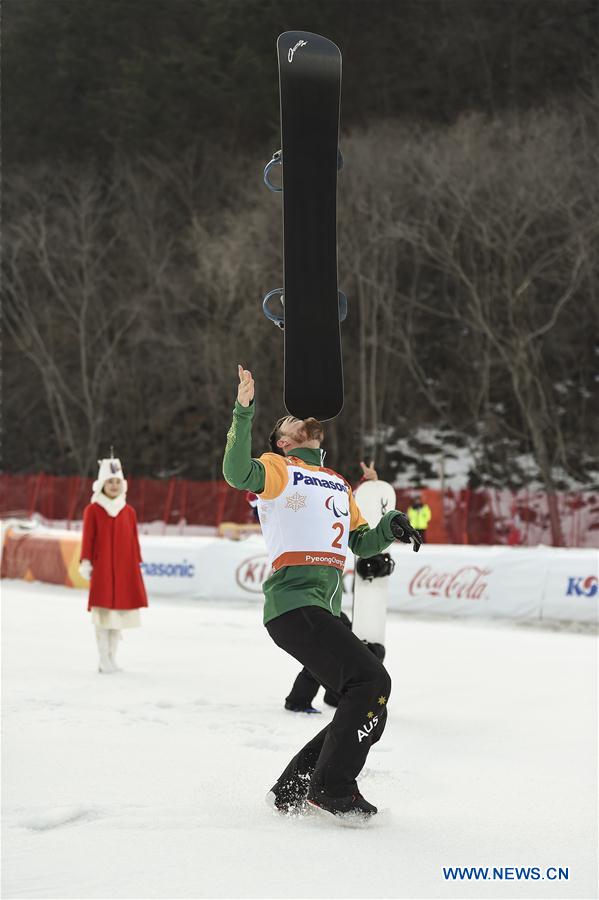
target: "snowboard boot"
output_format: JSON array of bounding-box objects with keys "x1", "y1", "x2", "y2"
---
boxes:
[
  {"x1": 108, "y1": 629, "x2": 122, "y2": 671},
  {"x1": 95, "y1": 627, "x2": 116, "y2": 674},
  {"x1": 284, "y1": 700, "x2": 321, "y2": 714},
  {"x1": 306, "y1": 786, "x2": 377, "y2": 822},
  {"x1": 266, "y1": 773, "x2": 311, "y2": 814}
]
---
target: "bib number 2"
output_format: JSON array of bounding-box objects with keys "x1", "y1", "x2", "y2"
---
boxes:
[{"x1": 331, "y1": 522, "x2": 345, "y2": 549}]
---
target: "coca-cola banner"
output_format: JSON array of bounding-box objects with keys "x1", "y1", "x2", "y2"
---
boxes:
[{"x1": 389, "y1": 545, "x2": 598, "y2": 620}]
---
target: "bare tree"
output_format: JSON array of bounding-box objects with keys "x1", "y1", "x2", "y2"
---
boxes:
[
  {"x1": 4, "y1": 103, "x2": 597, "y2": 511},
  {"x1": 4, "y1": 165, "x2": 172, "y2": 473}
]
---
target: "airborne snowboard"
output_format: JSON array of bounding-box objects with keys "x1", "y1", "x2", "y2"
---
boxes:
[
  {"x1": 352, "y1": 481, "x2": 397, "y2": 646},
  {"x1": 262, "y1": 31, "x2": 344, "y2": 421}
]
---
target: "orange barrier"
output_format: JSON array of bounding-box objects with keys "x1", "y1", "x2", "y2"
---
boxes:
[{"x1": 1, "y1": 527, "x2": 88, "y2": 588}]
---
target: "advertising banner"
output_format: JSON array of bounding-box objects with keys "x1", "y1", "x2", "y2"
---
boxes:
[
  {"x1": 386, "y1": 545, "x2": 543, "y2": 619},
  {"x1": 138, "y1": 534, "x2": 269, "y2": 600},
  {"x1": 538, "y1": 547, "x2": 598, "y2": 623},
  {"x1": 2, "y1": 525, "x2": 597, "y2": 623}
]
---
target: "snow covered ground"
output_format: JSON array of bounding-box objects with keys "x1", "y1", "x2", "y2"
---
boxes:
[{"x1": 2, "y1": 580, "x2": 598, "y2": 900}]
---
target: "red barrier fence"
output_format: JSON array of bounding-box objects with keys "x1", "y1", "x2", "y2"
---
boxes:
[
  {"x1": 0, "y1": 474, "x2": 249, "y2": 530},
  {"x1": 1, "y1": 473, "x2": 598, "y2": 547}
]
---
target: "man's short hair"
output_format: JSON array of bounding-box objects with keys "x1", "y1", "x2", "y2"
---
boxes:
[
  {"x1": 268, "y1": 415, "x2": 324, "y2": 456},
  {"x1": 268, "y1": 416, "x2": 290, "y2": 456}
]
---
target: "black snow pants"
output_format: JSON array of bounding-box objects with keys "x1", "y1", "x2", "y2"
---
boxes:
[
  {"x1": 266, "y1": 605, "x2": 392, "y2": 798},
  {"x1": 285, "y1": 610, "x2": 352, "y2": 708}
]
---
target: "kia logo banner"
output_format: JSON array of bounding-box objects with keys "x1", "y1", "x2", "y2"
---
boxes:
[
  {"x1": 565, "y1": 576, "x2": 597, "y2": 597},
  {"x1": 235, "y1": 556, "x2": 271, "y2": 593}
]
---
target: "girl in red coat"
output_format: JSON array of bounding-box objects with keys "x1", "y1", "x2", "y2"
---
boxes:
[{"x1": 79, "y1": 456, "x2": 148, "y2": 673}]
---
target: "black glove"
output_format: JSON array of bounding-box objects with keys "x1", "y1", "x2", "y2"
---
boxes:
[{"x1": 390, "y1": 511, "x2": 422, "y2": 552}]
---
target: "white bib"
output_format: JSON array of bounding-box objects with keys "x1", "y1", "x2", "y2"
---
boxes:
[{"x1": 257, "y1": 461, "x2": 351, "y2": 571}]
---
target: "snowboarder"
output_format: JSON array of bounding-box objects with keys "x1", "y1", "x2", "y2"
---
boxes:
[
  {"x1": 79, "y1": 456, "x2": 148, "y2": 674},
  {"x1": 223, "y1": 365, "x2": 421, "y2": 821}
]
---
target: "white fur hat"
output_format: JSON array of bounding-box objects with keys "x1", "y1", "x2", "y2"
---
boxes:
[{"x1": 92, "y1": 456, "x2": 127, "y2": 500}]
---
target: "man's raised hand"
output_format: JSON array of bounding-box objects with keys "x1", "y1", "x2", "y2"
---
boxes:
[
  {"x1": 237, "y1": 365, "x2": 255, "y2": 407},
  {"x1": 359, "y1": 460, "x2": 378, "y2": 482}
]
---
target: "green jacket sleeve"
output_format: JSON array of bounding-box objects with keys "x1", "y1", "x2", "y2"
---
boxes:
[
  {"x1": 349, "y1": 510, "x2": 398, "y2": 558},
  {"x1": 222, "y1": 400, "x2": 266, "y2": 493}
]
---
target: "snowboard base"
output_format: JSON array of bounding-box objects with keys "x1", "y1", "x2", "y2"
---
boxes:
[
  {"x1": 352, "y1": 481, "x2": 397, "y2": 646},
  {"x1": 276, "y1": 31, "x2": 344, "y2": 421}
]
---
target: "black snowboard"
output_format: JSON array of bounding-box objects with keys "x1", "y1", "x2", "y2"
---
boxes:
[{"x1": 277, "y1": 31, "x2": 343, "y2": 422}]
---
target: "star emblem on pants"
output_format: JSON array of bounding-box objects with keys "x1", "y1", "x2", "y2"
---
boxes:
[{"x1": 377, "y1": 696, "x2": 387, "y2": 706}]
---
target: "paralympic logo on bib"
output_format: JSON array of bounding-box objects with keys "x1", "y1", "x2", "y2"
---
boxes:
[{"x1": 325, "y1": 495, "x2": 348, "y2": 518}]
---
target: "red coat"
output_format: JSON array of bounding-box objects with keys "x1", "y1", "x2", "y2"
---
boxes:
[{"x1": 81, "y1": 503, "x2": 148, "y2": 611}]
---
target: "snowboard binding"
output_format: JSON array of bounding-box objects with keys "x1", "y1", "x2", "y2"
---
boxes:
[
  {"x1": 262, "y1": 287, "x2": 347, "y2": 330},
  {"x1": 263, "y1": 148, "x2": 344, "y2": 193},
  {"x1": 356, "y1": 553, "x2": 395, "y2": 581}
]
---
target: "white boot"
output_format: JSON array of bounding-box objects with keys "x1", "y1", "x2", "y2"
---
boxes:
[
  {"x1": 108, "y1": 629, "x2": 122, "y2": 671},
  {"x1": 95, "y1": 627, "x2": 116, "y2": 674}
]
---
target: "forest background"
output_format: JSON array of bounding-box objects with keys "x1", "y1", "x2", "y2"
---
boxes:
[{"x1": 4, "y1": 0, "x2": 598, "y2": 498}]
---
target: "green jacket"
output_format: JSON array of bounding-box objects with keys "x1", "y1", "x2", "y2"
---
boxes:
[{"x1": 223, "y1": 401, "x2": 399, "y2": 624}]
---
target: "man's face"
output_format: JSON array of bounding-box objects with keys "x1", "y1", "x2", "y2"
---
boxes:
[{"x1": 276, "y1": 416, "x2": 324, "y2": 452}]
